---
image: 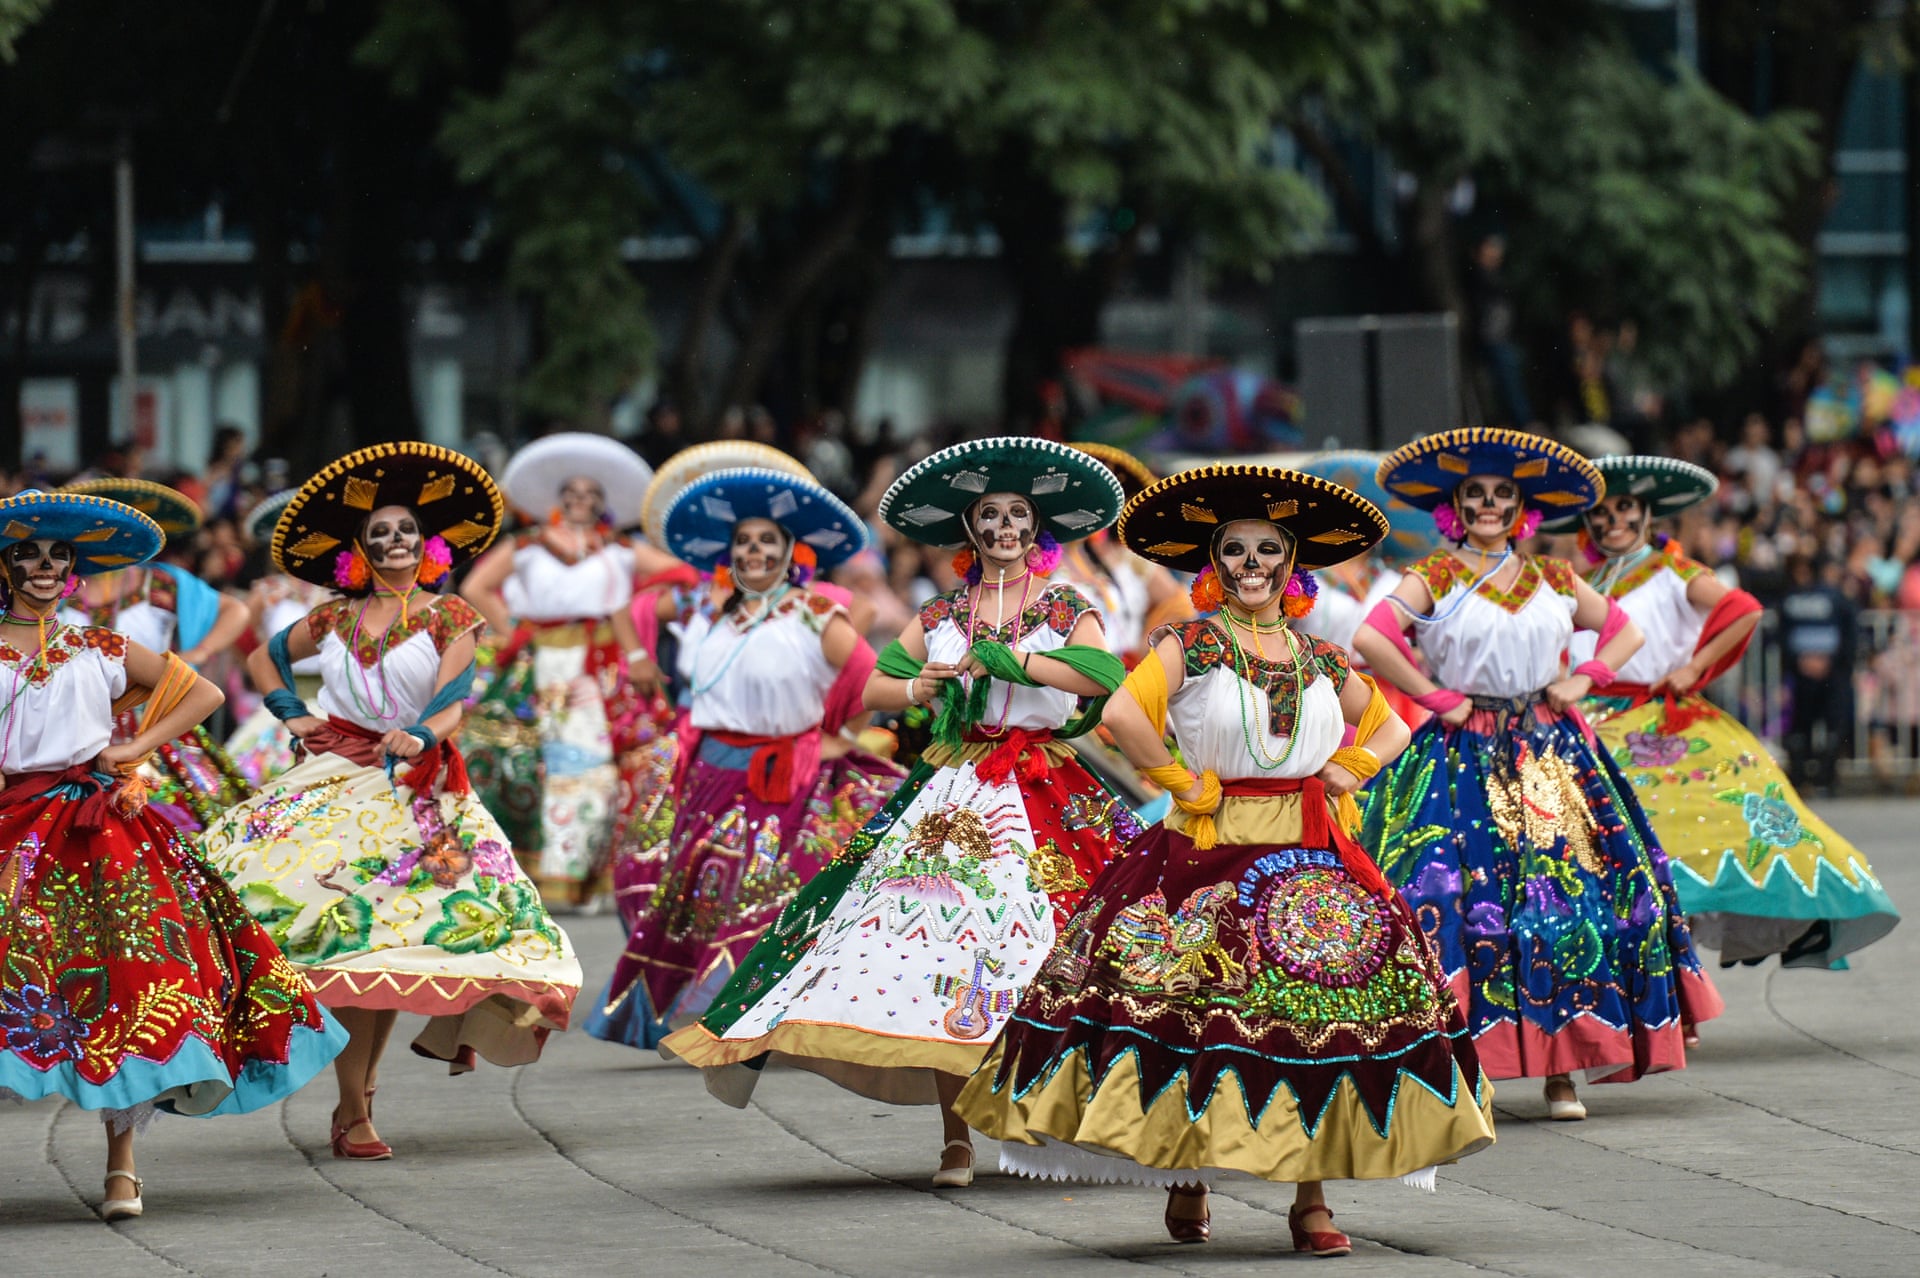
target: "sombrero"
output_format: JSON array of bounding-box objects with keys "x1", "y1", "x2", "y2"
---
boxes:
[
  {"x1": 1376, "y1": 427, "x2": 1604, "y2": 517},
  {"x1": 1293, "y1": 450, "x2": 1432, "y2": 565},
  {"x1": 1070, "y1": 442, "x2": 1157, "y2": 501},
  {"x1": 273, "y1": 442, "x2": 504, "y2": 586},
  {"x1": 1118, "y1": 464, "x2": 1387, "y2": 573},
  {"x1": 0, "y1": 491, "x2": 164, "y2": 575},
  {"x1": 879, "y1": 437, "x2": 1125, "y2": 548},
  {"x1": 243, "y1": 489, "x2": 295, "y2": 546},
  {"x1": 502, "y1": 432, "x2": 654, "y2": 525},
  {"x1": 640, "y1": 442, "x2": 811, "y2": 543},
  {"x1": 661, "y1": 467, "x2": 867, "y2": 572},
  {"x1": 61, "y1": 477, "x2": 202, "y2": 539},
  {"x1": 1539, "y1": 455, "x2": 1718, "y2": 533}
]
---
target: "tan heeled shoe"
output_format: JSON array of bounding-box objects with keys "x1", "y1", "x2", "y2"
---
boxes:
[
  {"x1": 1544, "y1": 1079, "x2": 1587, "y2": 1122},
  {"x1": 931, "y1": 1139, "x2": 973, "y2": 1188},
  {"x1": 101, "y1": 1169, "x2": 144, "y2": 1221}
]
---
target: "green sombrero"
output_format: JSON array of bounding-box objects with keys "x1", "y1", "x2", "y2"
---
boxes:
[
  {"x1": 273, "y1": 441, "x2": 504, "y2": 587},
  {"x1": 1539, "y1": 455, "x2": 1718, "y2": 533},
  {"x1": 0, "y1": 491, "x2": 164, "y2": 574},
  {"x1": 1118, "y1": 464, "x2": 1387, "y2": 573},
  {"x1": 1376, "y1": 427, "x2": 1604, "y2": 518},
  {"x1": 639, "y1": 442, "x2": 812, "y2": 544},
  {"x1": 61, "y1": 477, "x2": 203, "y2": 539},
  {"x1": 243, "y1": 489, "x2": 295, "y2": 545},
  {"x1": 879, "y1": 436, "x2": 1125, "y2": 548}
]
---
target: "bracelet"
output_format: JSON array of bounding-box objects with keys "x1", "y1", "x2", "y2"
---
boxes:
[
  {"x1": 625, "y1": 648, "x2": 650, "y2": 666},
  {"x1": 907, "y1": 675, "x2": 922, "y2": 705},
  {"x1": 1021, "y1": 651, "x2": 1031, "y2": 671},
  {"x1": 1572, "y1": 659, "x2": 1616, "y2": 689}
]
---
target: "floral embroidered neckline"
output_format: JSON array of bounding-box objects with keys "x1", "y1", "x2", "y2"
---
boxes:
[
  {"x1": 314, "y1": 597, "x2": 479, "y2": 669},
  {"x1": 0, "y1": 626, "x2": 126, "y2": 688},
  {"x1": 922, "y1": 584, "x2": 1088, "y2": 645}
]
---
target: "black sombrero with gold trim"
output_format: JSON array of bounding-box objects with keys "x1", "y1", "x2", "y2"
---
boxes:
[
  {"x1": 1118, "y1": 464, "x2": 1387, "y2": 573},
  {"x1": 0, "y1": 491, "x2": 164, "y2": 574},
  {"x1": 1376, "y1": 427, "x2": 1604, "y2": 517},
  {"x1": 879, "y1": 436, "x2": 1125, "y2": 548},
  {"x1": 1538, "y1": 455, "x2": 1717, "y2": 533},
  {"x1": 61, "y1": 477, "x2": 203, "y2": 539},
  {"x1": 273, "y1": 442, "x2": 504, "y2": 586},
  {"x1": 1070, "y1": 442, "x2": 1158, "y2": 502}
]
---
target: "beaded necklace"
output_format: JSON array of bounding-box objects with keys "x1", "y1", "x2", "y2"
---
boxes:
[
  {"x1": 1219, "y1": 605, "x2": 1304, "y2": 772},
  {"x1": 689, "y1": 580, "x2": 791, "y2": 698},
  {"x1": 1394, "y1": 542, "x2": 1514, "y2": 627},
  {"x1": 1590, "y1": 541, "x2": 1655, "y2": 597},
  {"x1": 966, "y1": 564, "x2": 1034, "y2": 738},
  {"x1": 345, "y1": 575, "x2": 421, "y2": 723}
]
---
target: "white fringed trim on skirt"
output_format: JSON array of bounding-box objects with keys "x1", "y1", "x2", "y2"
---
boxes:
[{"x1": 998, "y1": 1137, "x2": 1440, "y2": 1192}]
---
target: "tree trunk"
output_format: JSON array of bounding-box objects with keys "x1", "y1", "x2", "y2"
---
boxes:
[
  {"x1": 713, "y1": 161, "x2": 873, "y2": 425},
  {"x1": 663, "y1": 207, "x2": 745, "y2": 429}
]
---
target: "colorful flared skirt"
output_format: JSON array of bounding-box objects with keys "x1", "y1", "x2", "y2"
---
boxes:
[
  {"x1": 659, "y1": 745, "x2": 1139, "y2": 1104},
  {"x1": 606, "y1": 710, "x2": 689, "y2": 937},
  {"x1": 116, "y1": 709, "x2": 251, "y2": 835},
  {"x1": 590, "y1": 739, "x2": 905, "y2": 1051},
  {"x1": 0, "y1": 782, "x2": 346, "y2": 1118},
  {"x1": 956, "y1": 818, "x2": 1494, "y2": 1186},
  {"x1": 1583, "y1": 691, "x2": 1899, "y2": 966},
  {"x1": 197, "y1": 752, "x2": 581, "y2": 1067},
  {"x1": 1360, "y1": 697, "x2": 1724, "y2": 1082},
  {"x1": 225, "y1": 680, "x2": 319, "y2": 787},
  {"x1": 465, "y1": 623, "x2": 648, "y2": 899}
]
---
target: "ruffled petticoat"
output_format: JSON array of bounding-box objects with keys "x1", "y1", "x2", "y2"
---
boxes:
[
  {"x1": 0, "y1": 777, "x2": 345, "y2": 1119},
  {"x1": 197, "y1": 751, "x2": 581, "y2": 1067},
  {"x1": 955, "y1": 792, "x2": 1494, "y2": 1188},
  {"x1": 590, "y1": 738, "x2": 904, "y2": 1050},
  {"x1": 1583, "y1": 691, "x2": 1899, "y2": 967},
  {"x1": 661, "y1": 739, "x2": 1139, "y2": 1105},
  {"x1": 1361, "y1": 695, "x2": 1724, "y2": 1082}
]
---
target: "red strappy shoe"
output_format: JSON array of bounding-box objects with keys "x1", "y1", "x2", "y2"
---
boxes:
[
  {"x1": 1289, "y1": 1204, "x2": 1351, "y2": 1257},
  {"x1": 330, "y1": 1114, "x2": 394, "y2": 1161},
  {"x1": 1164, "y1": 1185, "x2": 1211, "y2": 1244}
]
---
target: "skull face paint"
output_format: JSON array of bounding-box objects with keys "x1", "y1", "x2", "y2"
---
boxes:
[
  {"x1": 5, "y1": 538, "x2": 76, "y2": 609},
  {"x1": 730, "y1": 517, "x2": 792, "y2": 593},
  {"x1": 1454, "y1": 474, "x2": 1522, "y2": 543},
  {"x1": 1584, "y1": 493, "x2": 1649, "y2": 557},
  {"x1": 362, "y1": 505, "x2": 423, "y2": 576},
  {"x1": 967, "y1": 491, "x2": 1037, "y2": 576},
  {"x1": 558, "y1": 476, "x2": 606, "y2": 527},
  {"x1": 1213, "y1": 519, "x2": 1292, "y2": 610}
]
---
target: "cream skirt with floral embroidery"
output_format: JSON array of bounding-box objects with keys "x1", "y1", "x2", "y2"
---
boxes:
[{"x1": 197, "y1": 751, "x2": 582, "y2": 1067}]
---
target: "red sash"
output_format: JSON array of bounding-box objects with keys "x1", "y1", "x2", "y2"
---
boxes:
[
  {"x1": 972, "y1": 727, "x2": 1058, "y2": 785},
  {"x1": 301, "y1": 716, "x2": 471, "y2": 797},
  {"x1": 706, "y1": 728, "x2": 822, "y2": 805},
  {"x1": 1215, "y1": 775, "x2": 1393, "y2": 899}
]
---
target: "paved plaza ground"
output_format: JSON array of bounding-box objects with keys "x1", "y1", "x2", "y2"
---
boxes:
[{"x1": 3, "y1": 798, "x2": 1914, "y2": 1277}]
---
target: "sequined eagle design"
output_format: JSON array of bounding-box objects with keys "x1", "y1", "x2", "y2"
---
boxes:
[
  {"x1": 865, "y1": 804, "x2": 1017, "y2": 904},
  {"x1": 1102, "y1": 882, "x2": 1246, "y2": 995}
]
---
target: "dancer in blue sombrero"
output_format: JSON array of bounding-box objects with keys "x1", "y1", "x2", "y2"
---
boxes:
[{"x1": 1356, "y1": 428, "x2": 1722, "y2": 1122}]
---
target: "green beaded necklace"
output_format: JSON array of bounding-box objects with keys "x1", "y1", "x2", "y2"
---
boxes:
[{"x1": 1219, "y1": 606, "x2": 1305, "y2": 772}]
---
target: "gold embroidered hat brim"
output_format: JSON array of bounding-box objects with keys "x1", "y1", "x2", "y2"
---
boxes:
[
  {"x1": 639, "y1": 442, "x2": 813, "y2": 543},
  {"x1": 1118, "y1": 464, "x2": 1388, "y2": 572},
  {"x1": 1538, "y1": 454, "x2": 1717, "y2": 533},
  {"x1": 1375, "y1": 427, "x2": 1605, "y2": 516},
  {"x1": 273, "y1": 442, "x2": 504, "y2": 586},
  {"x1": 0, "y1": 492, "x2": 165, "y2": 574},
  {"x1": 878, "y1": 436, "x2": 1126, "y2": 547},
  {"x1": 60, "y1": 477, "x2": 203, "y2": 538}
]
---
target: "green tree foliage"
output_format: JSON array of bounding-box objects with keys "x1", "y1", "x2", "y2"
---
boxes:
[{"x1": 0, "y1": 0, "x2": 51, "y2": 60}]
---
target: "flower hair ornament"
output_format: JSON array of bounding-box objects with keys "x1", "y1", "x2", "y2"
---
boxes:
[
  {"x1": 1434, "y1": 501, "x2": 1541, "y2": 543},
  {"x1": 61, "y1": 576, "x2": 82, "y2": 599},
  {"x1": 713, "y1": 551, "x2": 733, "y2": 593},
  {"x1": 333, "y1": 544, "x2": 371, "y2": 591},
  {"x1": 788, "y1": 542, "x2": 818, "y2": 587},
  {"x1": 416, "y1": 536, "x2": 453, "y2": 587}
]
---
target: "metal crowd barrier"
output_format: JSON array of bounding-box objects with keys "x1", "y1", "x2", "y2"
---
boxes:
[{"x1": 1712, "y1": 608, "x2": 1920, "y2": 786}]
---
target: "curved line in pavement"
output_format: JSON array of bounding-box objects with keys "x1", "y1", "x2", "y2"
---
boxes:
[{"x1": 45, "y1": 1101, "x2": 198, "y2": 1274}]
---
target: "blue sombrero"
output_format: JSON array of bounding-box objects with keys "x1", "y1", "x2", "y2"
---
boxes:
[
  {"x1": 0, "y1": 491, "x2": 164, "y2": 574},
  {"x1": 1293, "y1": 450, "x2": 1432, "y2": 566},
  {"x1": 662, "y1": 467, "x2": 867, "y2": 572},
  {"x1": 879, "y1": 436, "x2": 1125, "y2": 548},
  {"x1": 1376, "y1": 427, "x2": 1604, "y2": 517},
  {"x1": 1538, "y1": 455, "x2": 1718, "y2": 533}
]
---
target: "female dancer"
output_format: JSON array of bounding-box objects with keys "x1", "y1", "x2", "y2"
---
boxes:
[
  {"x1": 1554, "y1": 456, "x2": 1898, "y2": 968},
  {"x1": 1356, "y1": 428, "x2": 1723, "y2": 1121},
  {"x1": 662, "y1": 438, "x2": 1137, "y2": 1189},
  {"x1": 460, "y1": 432, "x2": 669, "y2": 909},
  {"x1": 0, "y1": 491, "x2": 344, "y2": 1218},
  {"x1": 225, "y1": 489, "x2": 329, "y2": 785},
  {"x1": 60, "y1": 478, "x2": 254, "y2": 830},
  {"x1": 956, "y1": 465, "x2": 1494, "y2": 1253},
  {"x1": 590, "y1": 465, "x2": 901, "y2": 1048},
  {"x1": 198, "y1": 443, "x2": 581, "y2": 1160}
]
